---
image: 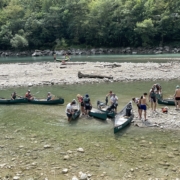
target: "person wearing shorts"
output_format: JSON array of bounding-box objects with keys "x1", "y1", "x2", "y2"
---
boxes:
[
  {"x1": 174, "y1": 85, "x2": 180, "y2": 110},
  {"x1": 83, "y1": 94, "x2": 92, "y2": 117},
  {"x1": 140, "y1": 93, "x2": 148, "y2": 121},
  {"x1": 65, "y1": 100, "x2": 76, "y2": 122},
  {"x1": 110, "y1": 93, "x2": 118, "y2": 113},
  {"x1": 132, "y1": 97, "x2": 141, "y2": 119},
  {"x1": 77, "y1": 94, "x2": 85, "y2": 115},
  {"x1": 149, "y1": 87, "x2": 157, "y2": 112}
]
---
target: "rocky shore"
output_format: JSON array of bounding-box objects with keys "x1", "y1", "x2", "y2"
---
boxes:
[
  {"x1": 0, "y1": 46, "x2": 180, "y2": 57},
  {"x1": 0, "y1": 61, "x2": 180, "y2": 88}
]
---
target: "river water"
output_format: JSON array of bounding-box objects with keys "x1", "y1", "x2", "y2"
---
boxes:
[
  {"x1": 0, "y1": 55, "x2": 180, "y2": 179},
  {"x1": 0, "y1": 53, "x2": 180, "y2": 63}
]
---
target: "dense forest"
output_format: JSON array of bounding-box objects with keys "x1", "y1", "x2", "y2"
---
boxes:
[{"x1": 0, "y1": 0, "x2": 180, "y2": 50}]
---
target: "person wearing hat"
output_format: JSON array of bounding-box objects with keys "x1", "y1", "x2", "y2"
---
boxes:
[
  {"x1": 174, "y1": 85, "x2": 180, "y2": 110},
  {"x1": 25, "y1": 90, "x2": 34, "y2": 100},
  {"x1": 47, "y1": 92, "x2": 52, "y2": 101},
  {"x1": 83, "y1": 94, "x2": 92, "y2": 117},
  {"x1": 65, "y1": 100, "x2": 76, "y2": 122},
  {"x1": 76, "y1": 94, "x2": 85, "y2": 115}
]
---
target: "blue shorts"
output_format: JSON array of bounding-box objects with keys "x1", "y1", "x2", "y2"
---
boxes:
[{"x1": 140, "y1": 105, "x2": 147, "y2": 110}]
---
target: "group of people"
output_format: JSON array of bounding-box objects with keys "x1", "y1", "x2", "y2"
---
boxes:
[
  {"x1": 132, "y1": 83, "x2": 180, "y2": 120},
  {"x1": 11, "y1": 90, "x2": 52, "y2": 101},
  {"x1": 53, "y1": 52, "x2": 71, "y2": 63},
  {"x1": 132, "y1": 83, "x2": 162, "y2": 120},
  {"x1": 65, "y1": 91, "x2": 119, "y2": 122}
]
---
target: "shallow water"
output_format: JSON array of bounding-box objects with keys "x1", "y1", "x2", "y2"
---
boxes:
[
  {"x1": 1, "y1": 53, "x2": 180, "y2": 63},
  {"x1": 0, "y1": 81, "x2": 180, "y2": 179}
]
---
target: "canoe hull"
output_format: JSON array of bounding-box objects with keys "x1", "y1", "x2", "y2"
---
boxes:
[
  {"x1": 56, "y1": 59, "x2": 69, "y2": 62},
  {"x1": 89, "y1": 108, "x2": 107, "y2": 120},
  {"x1": 0, "y1": 98, "x2": 64, "y2": 105},
  {"x1": 28, "y1": 98, "x2": 64, "y2": 105},
  {"x1": 114, "y1": 102, "x2": 134, "y2": 134},
  {"x1": 114, "y1": 115, "x2": 134, "y2": 133},
  {"x1": 157, "y1": 98, "x2": 175, "y2": 106},
  {"x1": 72, "y1": 110, "x2": 81, "y2": 120},
  {"x1": 0, "y1": 98, "x2": 28, "y2": 104},
  {"x1": 97, "y1": 101, "x2": 116, "y2": 118}
]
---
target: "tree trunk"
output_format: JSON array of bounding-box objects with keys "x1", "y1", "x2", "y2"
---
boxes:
[{"x1": 78, "y1": 71, "x2": 113, "y2": 79}]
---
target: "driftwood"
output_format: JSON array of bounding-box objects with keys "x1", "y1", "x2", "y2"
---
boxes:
[
  {"x1": 78, "y1": 71, "x2": 113, "y2": 79},
  {"x1": 94, "y1": 64, "x2": 121, "y2": 68},
  {"x1": 61, "y1": 62, "x2": 87, "y2": 65},
  {"x1": 103, "y1": 63, "x2": 121, "y2": 68}
]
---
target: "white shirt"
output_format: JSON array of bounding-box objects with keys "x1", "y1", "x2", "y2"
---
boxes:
[
  {"x1": 65, "y1": 103, "x2": 73, "y2": 114},
  {"x1": 134, "y1": 98, "x2": 139, "y2": 104},
  {"x1": 110, "y1": 96, "x2": 118, "y2": 104}
]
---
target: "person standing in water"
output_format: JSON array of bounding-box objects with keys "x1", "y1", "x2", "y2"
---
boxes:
[
  {"x1": 174, "y1": 85, "x2": 180, "y2": 110},
  {"x1": 132, "y1": 97, "x2": 141, "y2": 119},
  {"x1": 140, "y1": 93, "x2": 148, "y2": 121}
]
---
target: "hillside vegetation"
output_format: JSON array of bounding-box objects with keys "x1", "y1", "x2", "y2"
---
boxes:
[{"x1": 0, "y1": 0, "x2": 180, "y2": 50}]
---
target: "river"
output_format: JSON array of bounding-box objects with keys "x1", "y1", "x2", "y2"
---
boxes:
[
  {"x1": 0, "y1": 53, "x2": 180, "y2": 63},
  {"x1": 0, "y1": 55, "x2": 180, "y2": 179}
]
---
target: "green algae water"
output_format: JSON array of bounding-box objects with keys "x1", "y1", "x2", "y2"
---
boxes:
[
  {"x1": 0, "y1": 81, "x2": 180, "y2": 179},
  {"x1": 1, "y1": 53, "x2": 180, "y2": 63}
]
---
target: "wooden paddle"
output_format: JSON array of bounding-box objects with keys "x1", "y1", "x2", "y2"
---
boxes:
[{"x1": 105, "y1": 96, "x2": 108, "y2": 105}]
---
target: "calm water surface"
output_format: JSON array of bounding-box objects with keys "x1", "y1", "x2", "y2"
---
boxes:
[
  {"x1": 0, "y1": 81, "x2": 180, "y2": 179},
  {"x1": 1, "y1": 53, "x2": 180, "y2": 63}
]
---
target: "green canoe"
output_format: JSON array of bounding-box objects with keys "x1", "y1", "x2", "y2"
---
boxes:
[
  {"x1": 157, "y1": 98, "x2": 175, "y2": 106},
  {"x1": 89, "y1": 107, "x2": 107, "y2": 120},
  {"x1": 0, "y1": 98, "x2": 28, "y2": 104},
  {"x1": 97, "y1": 100, "x2": 116, "y2": 118},
  {"x1": 72, "y1": 109, "x2": 81, "y2": 120},
  {"x1": 56, "y1": 59, "x2": 69, "y2": 62},
  {"x1": 27, "y1": 98, "x2": 64, "y2": 105},
  {"x1": 114, "y1": 102, "x2": 134, "y2": 134},
  {"x1": 156, "y1": 94, "x2": 175, "y2": 106},
  {"x1": 71, "y1": 104, "x2": 81, "y2": 120},
  {"x1": 0, "y1": 98, "x2": 64, "y2": 105}
]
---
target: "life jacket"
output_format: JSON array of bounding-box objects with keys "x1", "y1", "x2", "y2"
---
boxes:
[
  {"x1": 84, "y1": 97, "x2": 89, "y2": 103},
  {"x1": 12, "y1": 93, "x2": 16, "y2": 99},
  {"x1": 25, "y1": 93, "x2": 32, "y2": 99},
  {"x1": 162, "y1": 107, "x2": 168, "y2": 113}
]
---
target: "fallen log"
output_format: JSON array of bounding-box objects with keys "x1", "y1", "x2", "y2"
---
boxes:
[
  {"x1": 78, "y1": 71, "x2": 113, "y2": 79},
  {"x1": 103, "y1": 64, "x2": 121, "y2": 68},
  {"x1": 61, "y1": 62, "x2": 87, "y2": 65}
]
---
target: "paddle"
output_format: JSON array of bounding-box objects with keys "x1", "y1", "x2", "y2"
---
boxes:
[{"x1": 105, "y1": 96, "x2": 108, "y2": 105}]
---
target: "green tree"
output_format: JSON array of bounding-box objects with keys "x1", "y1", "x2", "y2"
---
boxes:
[{"x1": 10, "y1": 34, "x2": 28, "y2": 49}]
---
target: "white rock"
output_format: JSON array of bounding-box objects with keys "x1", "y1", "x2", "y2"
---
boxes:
[
  {"x1": 13, "y1": 176, "x2": 20, "y2": 180},
  {"x1": 79, "y1": 173, "x2": 88, "y2": 180},
  {"x1": 77, "y1": 148, "x2": 84, "y2": 153},
  {"x1": 64, "y1": 155, "x2": 69, "y2": 160},
  {"x1": 62, "y1": 168, "x2": 68, "y2": 174},
  {"x1": 28, "y1": 83, "x2": 33, "y2": 87},
  {"x1": 44, "y1": 144, "x2": 51, "y2": 148},
  {"x1": 72, "y1": 176, "x2": 79, "y2": 180}
]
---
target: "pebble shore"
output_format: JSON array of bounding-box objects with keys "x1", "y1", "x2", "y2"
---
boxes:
[{"x1": 0, "y1": 61, "x2": 180, "y2": 87}]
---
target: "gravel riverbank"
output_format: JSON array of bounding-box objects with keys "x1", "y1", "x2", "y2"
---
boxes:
[{"x1": 0, "y1": 61, "x2": 180, "y2": 88}]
